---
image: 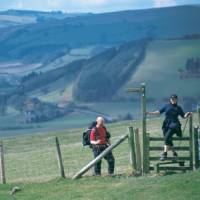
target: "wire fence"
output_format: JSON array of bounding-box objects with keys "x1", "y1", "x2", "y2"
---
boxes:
[
  {"x1": 1, "y1": 128, "x2": 132, "y2": 183},
  {"x1": 1, "y1": 115, "x2": 199, "y2": 183},
  {"x1": 3, "y1": 136, "x2": 58, "y2": 183}
]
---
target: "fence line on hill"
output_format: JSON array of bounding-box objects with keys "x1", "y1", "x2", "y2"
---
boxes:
[
  {"x1": 1, "y1": 108, "x2": 199, "y2": 183},
  {"x1": 0, "y1": 129, "x2": 136, "y2": 183}
]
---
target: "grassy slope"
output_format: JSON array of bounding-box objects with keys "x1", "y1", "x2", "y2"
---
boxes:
[
  {"x1": 1, "y1": 170, "x2": 200, "y2": 200},
  {"x1": 120, "y1": 39, "x2": 200, "y2": 100},
  {"x1": 0, "y1": 115, "x2": 199, "y2": 199},
  {"x1": 1, "y1": 114, "x2": 199, "y2": 181}
]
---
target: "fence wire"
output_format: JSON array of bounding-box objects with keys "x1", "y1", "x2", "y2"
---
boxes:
[{"x1": 2, "y1": 125, "x2": 132, "y2": 183}]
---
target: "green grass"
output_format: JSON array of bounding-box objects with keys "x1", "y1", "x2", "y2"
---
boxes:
[
  {"x1": 0, "y1": 114, "x2": 199, "y2": 199},
  {"x1": 1, "y1": 170, "x2": 200, "y2": 200},
  {"x1": 1, "y1": 113, "x2": 199, "y2": 182}
]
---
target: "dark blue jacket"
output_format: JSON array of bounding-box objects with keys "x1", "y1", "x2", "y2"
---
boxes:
[{"x1": 159, "y1": 103, "x2": 185, "y2": 122}]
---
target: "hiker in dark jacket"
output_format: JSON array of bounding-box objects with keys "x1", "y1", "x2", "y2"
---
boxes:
[
  {"x1": 147, "y1": 94, "x2": 192, "y2": 161},
  {"x1": 90, "y1": 117, "x2": 115, "y2": 175}
]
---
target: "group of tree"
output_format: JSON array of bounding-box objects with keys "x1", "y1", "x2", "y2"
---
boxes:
[{"x1": 178, "y1": 58, "x2": 200, "y2": 79}]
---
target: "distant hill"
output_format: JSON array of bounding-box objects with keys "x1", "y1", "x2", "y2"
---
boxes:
[
  {"x1": 0, "y1": 5, "x2": 200, "y2": 123},
  {"x1": 11, "y1": 37, "x2": 200, "y2": 106},
  {"x1": 7, "y1": 39, "x2": 146, "y2": 103},
  {"x1": 0, "y1": 5, "x2": 200, "y2": 65},
  {"x1": 0, "y1": 9, "x2": 90, "y2": 28}
]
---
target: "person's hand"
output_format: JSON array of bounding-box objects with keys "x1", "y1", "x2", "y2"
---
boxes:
[{"x1": 185, "y1": 112, "x2": 192, "y2": 118}]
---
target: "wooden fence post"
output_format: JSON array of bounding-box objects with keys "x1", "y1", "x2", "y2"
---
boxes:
[
  {"x1": 134, "y1": 128, "x2": 142, "y2": 174},
  {"x1": 0, "y1": 141, "x2": 6, "y2": 184},
  {"x1": 128, "y1": 127, "x2": 137, "y2": 174},
  {"x1": 127, "y1": 83, "x2": 148, "y2": 173},
  {"x1": 141, "y1": 83, "x2": 149, "y2": 173},
  {"x1": 198, "y1": 107, "x2": 200, "y2": 125},
  {"x1": 55, "y1": 137, "x2": 65, "y2": 178},
  {"x1": 189, "y1": 115, "x2": 193, "y2": 170},
  {"x1": 193, "y1": 126, "x2": 199, "y2": 169}
]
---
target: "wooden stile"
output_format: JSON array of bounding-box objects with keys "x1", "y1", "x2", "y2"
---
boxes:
[
  {"x1": 193, "y1": 126, "x2": 200, "y2": 169},
  {"x1": 189, "y1": 115, "x2": 193, "y2": 170}
]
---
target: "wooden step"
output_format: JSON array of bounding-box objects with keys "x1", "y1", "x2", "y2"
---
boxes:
[
  {"x1": 155, "y1": 166, "x2": 191, "y2": 171},
  {"x1": 155, "y1": 160, "x2": 185, "y2": 165},
  {"x1": 149, "y1": 137, "x2": 190, "y2": 141},
  {"x1": 149, "y1": 157, "x2": 190, "y2": 161},
  {"x1": 149, "y1": 146, "x2": 190, "y2": 151}
]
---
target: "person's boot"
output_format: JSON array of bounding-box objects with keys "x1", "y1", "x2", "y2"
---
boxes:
[{"x1": 160, "y1": 152, "x2": 167, "y2": 161}]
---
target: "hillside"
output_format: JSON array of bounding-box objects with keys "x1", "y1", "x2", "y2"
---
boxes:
[
  {"x1": 1, "y1": 37, "x2": 199, "y2": 126},
  {"x1": 0, "y1": 9, "x2": 90, "y2": 28},
  {"x1": 5, "y1": 39, "x2": 146, "y2": 102},
  {"x1": 117, "y1": 39, "x2": 200, "y2": 103},
  {"x1": 0, "y1": 5, "x2": 200, "y2": 130},
  {"x1": 0, "y1": 5, "x2": 200, "y2": 65},
  {"x1": 23, "y1": 38, "x2": 200, "y2": 104}
]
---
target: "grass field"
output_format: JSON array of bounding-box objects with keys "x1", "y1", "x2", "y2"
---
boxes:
[
  {"x1": 1, "y1": 165, "x2": 200, "y2": 199},
  {"x1": 0, "y1": 113, "x2": 199, "y2": 199}
]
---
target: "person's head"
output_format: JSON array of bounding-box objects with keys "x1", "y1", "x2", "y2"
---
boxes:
[
  {"x1": 96, "y1": 116, "x2": 105, "y2": 128},
  {"x1": 170, "y1": 94, "x2": 178, "y2": 105}
]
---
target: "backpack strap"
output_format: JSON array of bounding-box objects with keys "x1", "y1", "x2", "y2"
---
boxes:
[
  {"x1": 94, "y1": 127, "x2": 99, "y2": 141},
  {"x1": 103, "y1": 126, "x2": 111, "y2": 140}
]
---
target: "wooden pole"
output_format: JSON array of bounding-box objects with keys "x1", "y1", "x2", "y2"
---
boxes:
[
  {"x1": 141, "y1": 83, "x2": 149, "y2": 173},
  {"x1": 189, "y1": 115, "x2": 193, "y2": 170},
  {"x1": 135, "y1": 128, "x2": 142, "y2": 174},
  {"x1": 72, "y1": 134, "x2": 128, "y2": 180},
  {"x1": 0, "y1": 141, "x2": 6, "y2": 184},
  {"x1": 193, "y1": 126, "x2": 199, "y2": 169},
  {"x1": 128, "y1": 127, "x2": 137, "y2": 174},
  {"x1": 55, "y1": 137, "x2": 65, "y2": 178},
  {"x1": 198, "y1": 107, "x2": 200, "y2": 125}
]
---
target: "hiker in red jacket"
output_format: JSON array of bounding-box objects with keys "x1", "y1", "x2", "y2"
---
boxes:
[{"x1": 90, "y1": 117, "x2": 115, "y2": 176}]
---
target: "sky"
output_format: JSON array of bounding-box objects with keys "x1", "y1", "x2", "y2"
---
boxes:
[{"x1": 0, "y1": 0, "x2": 199, "y2": 13}]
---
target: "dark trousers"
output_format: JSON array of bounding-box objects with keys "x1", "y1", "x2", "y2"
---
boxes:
[
  {"x1": 163, "y1": 128, "x2": 176, "y2": 146},
  {"x1": 92, "y1": 145, "x2": 115, "y2": 175},
  {"x1": 162, "y1": 120, "x2": 182, "y2": 146}
]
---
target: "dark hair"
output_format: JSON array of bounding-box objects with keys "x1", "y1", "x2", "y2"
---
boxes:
[{"x1": 170, "y1": 94, "x2": 178, "y2": 99}]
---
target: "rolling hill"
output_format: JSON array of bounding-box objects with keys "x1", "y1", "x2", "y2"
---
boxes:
[
  {"x1": 0, "y1": 5, "x2": 200, "y2": 65},
  {"x1": 19, "y1": 38, "x2": 199, "y2": 104},
  {"x1": 0, "y1": 5, "x2": 200, "y2": 132},
  {"x1": 117, "y1": 39, "x2": 200, "y2": 102},
  {"x1": 0, "y1": 9, "x2": 90, "y2": 28}
]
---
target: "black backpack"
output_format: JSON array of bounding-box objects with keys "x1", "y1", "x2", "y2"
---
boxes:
[
  {"x1": 82, "y1": 121, "x2": 97, "y2": 147},
  {"x1": 82, "y1": 121, "x2": 111, "y2": 147}
]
